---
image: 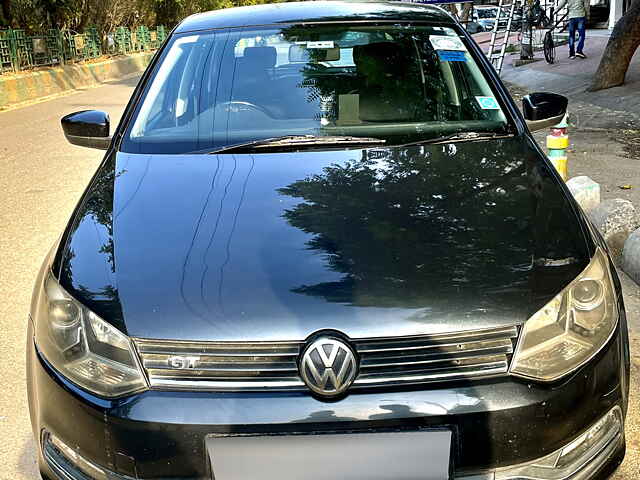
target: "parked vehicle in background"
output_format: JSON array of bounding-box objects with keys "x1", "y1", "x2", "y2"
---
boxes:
[
  {"x1": 464, "y1": 20, "x2": 486, "y2": 33},
  {"x1": 472, "y1": 4, "x2": 523, "y2": 31},
  {"x1": 473, "y1": 5, "x2": 505, "y2": 31},
  {"x1": 472, "y1": 5, "x2": 521, "y2": 32},
  {"x1": 27, "y1": 2, "x2": 630, "y2": 480},
  {"x1": 511, "y1": 5, "x2": 524, "y2": 29}
]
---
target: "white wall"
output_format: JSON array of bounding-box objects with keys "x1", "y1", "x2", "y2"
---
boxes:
[{"x1": 609, "y1": 0, "x2": 624, "y2": 29}]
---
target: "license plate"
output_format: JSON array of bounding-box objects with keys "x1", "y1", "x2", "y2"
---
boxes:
[{"x1": 207, "y1": 430, "x2": 451, "y2": 480}]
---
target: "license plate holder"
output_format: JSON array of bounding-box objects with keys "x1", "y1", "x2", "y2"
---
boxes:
[{"x1": 206, "y1": 429, "x2": 452, "y2": 480}]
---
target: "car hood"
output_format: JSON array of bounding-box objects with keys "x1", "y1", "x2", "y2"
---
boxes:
[{"x1": 57, "y1": 137, "x2": 591, "y2": 341}]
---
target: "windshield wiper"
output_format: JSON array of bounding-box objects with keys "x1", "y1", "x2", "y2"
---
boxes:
[
  {"x1": 206, "y1": 135, "x2": 386, "y2": 154},
  {"x1": 399, "y1": 131, "x2": 514, "y2": 148}
]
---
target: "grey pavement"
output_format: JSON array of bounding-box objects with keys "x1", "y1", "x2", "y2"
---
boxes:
[
  {"x1": 501, "y1": 31, "x2": 640, "y2": 130},
  {"x1": 543, "y1": 128, "x2": 640, "y2": 207},
  {"x1": 508, "y1": 82, "x2": 640, "y2": 209},
  {"x1": 0, "y1": 73, "x2": 638, "y2": 480}
]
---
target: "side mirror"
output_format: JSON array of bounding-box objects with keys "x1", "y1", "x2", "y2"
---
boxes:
[
  {"x1": 522, "y1": 92, "x2": 568, "y2": 132},
  {"x1": 61, "y1": 110, "x2": 111, "y2": 150}
]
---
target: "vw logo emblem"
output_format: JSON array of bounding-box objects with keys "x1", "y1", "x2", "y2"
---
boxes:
[{"x1": 299, "y1": 336, "x2": 358, "y2": 397}]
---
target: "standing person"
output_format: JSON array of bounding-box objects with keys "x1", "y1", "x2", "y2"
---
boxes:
[{"x1": 556, "y1": 0, "x2": 589, "y2": 59}]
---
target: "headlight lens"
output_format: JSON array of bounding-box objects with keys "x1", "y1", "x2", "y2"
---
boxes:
[
  {"x1": 511, "y1": 248, "x2": 617, "y2": 381},
  {"x1": 36, "y1": 273, "x2": 147, "y2": 398}
]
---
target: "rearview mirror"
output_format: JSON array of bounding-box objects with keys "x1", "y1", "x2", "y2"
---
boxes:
[
  {"x1": 61, "y1": 110, "x2": 111, "y2": 150},
  {"x1": 288, "y1": 45, "x2": 340, "y2": 63},
  {"x1": 522, "y1": 93, "x2": 568, "y2": 132}
]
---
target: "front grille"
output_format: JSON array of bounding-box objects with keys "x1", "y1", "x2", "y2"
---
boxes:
[
  {"x1": 353, "y1": 326, "x2": 518, "y2": 387},
  {"x1": 134, "y1": 339, "x2": 305, "y2": 391},
  {"x1": 134, "y1": 326, "x2": 518, "y2": 392}
]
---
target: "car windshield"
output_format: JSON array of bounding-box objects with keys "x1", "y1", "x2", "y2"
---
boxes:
[{"x1": 122, "y1": 24, "x2": 510, "y2": 154}]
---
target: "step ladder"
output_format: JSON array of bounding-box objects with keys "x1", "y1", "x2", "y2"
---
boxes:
[{"x1": 486, "y1": 0, "x2": 518, "y2": 75}]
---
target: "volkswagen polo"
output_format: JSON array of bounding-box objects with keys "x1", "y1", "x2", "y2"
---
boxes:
[{"x1": 27, "y1": 2, "x2": 630, "y2": 480}]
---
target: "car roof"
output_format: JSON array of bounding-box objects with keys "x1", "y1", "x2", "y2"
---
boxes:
[{"x1": 175, "y1": 1, "x2": 456, "y2": 33}]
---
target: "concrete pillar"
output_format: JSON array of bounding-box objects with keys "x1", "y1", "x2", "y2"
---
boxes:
[{"x1": 609, "y1": 0, "x2": 624, "y2": 29}]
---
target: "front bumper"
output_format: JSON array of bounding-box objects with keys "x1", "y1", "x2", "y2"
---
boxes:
[{"x1": 28, "y1": 323, "x2": 629, "y2": 480}]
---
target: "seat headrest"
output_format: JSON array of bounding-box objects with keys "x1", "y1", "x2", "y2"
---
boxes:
[
  {"x1": 242, "y1": 46, "x2": 277, "y2": 70},
  {"x1": 353, "y1": 42, "x2": 408, "y2": 75}
]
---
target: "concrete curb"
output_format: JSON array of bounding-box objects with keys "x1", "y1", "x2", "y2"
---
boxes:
[
  {"x1": 589, "y1": 199, "x2": 640, "y2": 260},
  {"x1": 567, "y1": 176, "x2": 600, "y2": 212},
  {"x1": 623, "y1": 229, "x2": 640, "y2": 285},
  {"x1": 0, "y1": 52, "x2": 154, "y2": 111},
  {"x1": 568, "y1": 175, "x2": 640, "y2": 283}
]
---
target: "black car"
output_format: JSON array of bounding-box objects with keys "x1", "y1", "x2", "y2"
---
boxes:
[
  {"x1": 463, "y1": 20, "x2": 485, "y2": 34},
  {"x1": 27, "y1": 2, "x2": 630, "y2": 480}
]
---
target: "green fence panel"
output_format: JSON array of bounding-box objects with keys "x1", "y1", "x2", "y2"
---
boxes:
[
  {"x1": 26, "y1": 30, "x2": 63, "y2": 67},
  {"x1": 86, "y1": 27, "x2": 101, "y2": 58},
  {"x1": 60, "y1": 30, "x2": 75, "y2": 63},
  {"x1": 0, "y1": 30, "x2": 15, "y2": 72},
  {"x1": 67, "y1": 31, "x2": 85, "y2": 62},
  {"x1": 0, "y1": 25, "x2": 163, "y2": 74},
  {"x1": 46, "y1": 29, "x2": 64, "y2": 65},
  {"x1": 134, "y1": 25, "x2": 151, "y2": 51},
  {"x1": 13, "y1": 29, "x2": 34, "y2": 70},
  {"x1": 115, "y1": 27, "x2": 132, "y2": 54},
  {"x1": 157, "y1": 25, "x2": 167, "y2": 45}
]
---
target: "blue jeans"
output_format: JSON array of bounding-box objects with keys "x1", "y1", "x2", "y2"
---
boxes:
[{"x1": 568, "y1": 17, "x2": 586, "y2": 56}]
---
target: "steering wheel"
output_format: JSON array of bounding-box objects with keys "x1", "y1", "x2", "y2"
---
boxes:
[{"x1": 219, "y1": 101, "x2": 272, "y2": 117}]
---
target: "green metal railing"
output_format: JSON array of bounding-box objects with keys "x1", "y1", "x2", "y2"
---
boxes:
[{"x1": 0, "y1": 25, "x2": 166, "y2": 74}]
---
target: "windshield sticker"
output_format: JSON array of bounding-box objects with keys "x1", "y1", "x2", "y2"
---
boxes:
[
  {"x1": 476, "y1": 96, "x2": 501, "y2": 110},
  {"x1": 307, "y1": 41, "x2": 334, "y2": 49},
  {"x1": 429, "y1": 35, "x2": 467, "y2": 51},
  {"x1": 437, "y1": 50, "x2": 467, "y2": 62}
]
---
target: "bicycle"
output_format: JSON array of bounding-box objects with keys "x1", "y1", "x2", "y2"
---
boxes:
[{"x1": 542, "y1": 7, "x2": 569, "y2": 64}]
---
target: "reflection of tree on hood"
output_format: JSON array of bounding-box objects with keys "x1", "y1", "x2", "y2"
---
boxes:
[
  {"x1": 59, "y1": 155, "x2": 127, "y2": 332},
  {"x1": 76, "y1": 160, "x2": 126, "y2": 273},
  {"x1": 277, "y1": 144, "x2": 536, "y2": 307}
]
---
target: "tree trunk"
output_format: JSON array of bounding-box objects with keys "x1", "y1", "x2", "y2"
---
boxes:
[
  {"x1": 460, "y1": 2, "x2": 473, "y2": 23},
  {"x1": 1, "y1": 0, "x2": 11, "y2": 26},
  {"x1": 589, "y1": 0, "x2": 640, "y2": 91},
  {"x1": 445, "y1": 4, "x2": 458, "y2": 19},
  {"x1": 76, "y1": 0, "x2": 90, "y2": 33}
]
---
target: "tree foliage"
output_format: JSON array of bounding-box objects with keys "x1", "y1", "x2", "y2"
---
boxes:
[{"x1": 0, "y1": 0, "x2": 279, "y2": 34}]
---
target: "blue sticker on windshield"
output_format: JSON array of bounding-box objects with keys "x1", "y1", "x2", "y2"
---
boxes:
[
  {"x1": 476, "y1": 96, "x2": 500, "y2": 110},
  {"x1": 437, "y1": 50, "x2": 466, "y2": 62}
]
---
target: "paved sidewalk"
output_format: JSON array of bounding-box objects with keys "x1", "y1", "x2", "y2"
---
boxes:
[
  {"x1": 500, "y1": 30, "x2": 640, "y2": 129},
  {"x1": 509, "y1": 82, "x2": 640, "y2": 208},
  {"x1": 471, "y1": 31, "x2": 521, "y2": 54}
]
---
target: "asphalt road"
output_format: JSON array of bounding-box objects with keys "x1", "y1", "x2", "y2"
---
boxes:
[
  {"x1": 0, "y1": 76, "x2": 638, "y2": 479},
  {"x1": 0, "y1": 76, "x2": 138, "y2": 480}
]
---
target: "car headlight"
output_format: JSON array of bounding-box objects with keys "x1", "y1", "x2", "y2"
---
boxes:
[
  {"x1": 511, "y1": 248, "x2": 618, "y2": 382},
  {"x1": 35, "y1": 273, "x2": 147, "y2": 398}
]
